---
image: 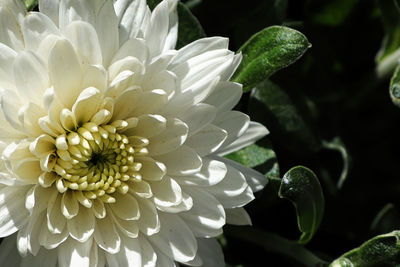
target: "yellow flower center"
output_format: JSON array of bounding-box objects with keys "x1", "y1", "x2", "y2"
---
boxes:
[{"x1": 51, "y1": 120, "x2": 147, "y2": 203}]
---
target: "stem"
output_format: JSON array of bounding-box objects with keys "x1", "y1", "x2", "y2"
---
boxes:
[{"x1": 225, "y1": 226, "x2": 327, "y2": 267}]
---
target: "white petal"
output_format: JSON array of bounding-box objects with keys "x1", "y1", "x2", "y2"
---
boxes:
[
  {"x1": 148, "y1": 118, "x2": 188, "y2": 156},
  {"x1": 136, "y1": 198, "x2": 160, "y2": 236},
  {"x1": 180, "y1": 187, "x2": 225, "y2": 238},
  {"x1": 185, "y1": 124, "x2": 227, "y2": 156},
  {"x1": 217, "y1": 122, "x2": 269, "y2": 156},
  {"x1": 47, "y1": 190, "x2": 67, "y2": 234},
  {"x1": 48, "y1": 38, "x2": 83, "y2": 108},
  {"x1": 151, "y1": 176, "x2": 182, "y2": 208},
  {"x1": 0, "y1": 185, "x2": 29, "y2": 237},
  {"x1": 58, "y1": 237, "x2": 93, "y2": 267},
  {"x1": 216, "y1": 156, "x2": 268, "y2": 192},
  {"x1": 39, "y1": 219, "x2": 69, "y2": 249},
  {"x1": 149, "y1": 212, "x2": 197, "y2": 263},
  {"x1": 110, "y1": 192, "x2": 140, "y2": 220},
  {"x1": 225, "y1": 207, "x2": 252, "y2": 226},
  {"x1": 22, "y1": 12, "x2": 60, "y2": 51},
  {"x1": 67, "y1": 205, "x2": 95, "y2": 242},
  {"x1": 111, "y1": 86, "x2": 142, "y2": 120},
  {"x1": 115, "y1": 0, "x2": 148, "y2": 43},
  {"x1": 109, "y1": 208, "x2": 139, "y2": 238},
  {"x1": 174, "y1": 158, "x2": 227, "y2": 187},
  {"x1": 214, "y1": 111, "x2": 250, "y2": 151},
  {"x1": 94, "y1": 215, "x2": 121, "y2": 254},
  {"x1": 105, "y1": 234, "x2": 142, "y2": 266},
  {"x1": 170, "y1": 37, "x2": 229, "y2": 68},
  {"x1": 112, "y1": 38, "x2": 149, "y2": 64},
  {"x1": 63, "y1": 21, "x2": 102, "y2": 66},
  {"x1": 61, "y1": 190, "x2": 79, "y2": 219},
  {"x1": 13, "y1": 50, "x2": 49, "y2": 105},
  {"x1": 178, "y1": 103, "x2": 216, "y2": 136},
  {"x1": 204, "y1": 81, "x2": 242, "y2": 115},
  {"x1": 39, "y1": 0, "x2": 60, "y2": 26},
  {"x1": 136, "y1": 157, "x2": 166, "y2": 181},
  {"x1": 95, "y1": 0, "x2": 119, "y2": 67},
  {"x1": 154, "y1": 145, "x2": 202, "y2": 176},
  {"x1": 82, "y1": 65, "x2": 108, "y2": 93},
  {"x1": 145, "y1": 0, "x2": 169, "y2": 57},
  {"x1": 72, "y1": 87, "x2": 102, "y2": 125},
  {"x1": 127, "y1": 114, "x2": 166, "y2": 138},
  {"x1": 139, "y1": 234, "x2": 157, "y2": 267},
  {"x1": 13, "y1": 158, "x2": 42, "y2": 184},
  {"x1": 155, "y1": 250, "x2": 176, "y2": 267},
  {"x1": 128, "y1": 89, "x2": 168, "y2": 117},
  {"x1": 157, "y1": 192, "x2": 193, "y2": 213},
  {"x1": 0, "y1": 5, "x2": 24, "y2": 51},
  {"x1": 207, "y1": 163, "x2": 255, "y2": 208},
  {"x1": 0, "y1": 43, "x2": 17, "y2": 89}
]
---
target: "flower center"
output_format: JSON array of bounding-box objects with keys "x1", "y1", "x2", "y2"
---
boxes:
[{"x1": 52, "y1": 121, "x2": 143, "y2": 203}]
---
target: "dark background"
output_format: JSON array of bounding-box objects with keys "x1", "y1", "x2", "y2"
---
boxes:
[{"x1": 185, "y1": 0, "x2": 400, "y2": 266}]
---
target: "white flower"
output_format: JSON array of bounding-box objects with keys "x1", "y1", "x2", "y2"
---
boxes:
[{"x1": 0, "y1": 0, "x2": 269, "y2": 266}]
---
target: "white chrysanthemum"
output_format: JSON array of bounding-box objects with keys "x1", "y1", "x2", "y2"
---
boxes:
[{"x1": 0, "y1": 0, "x2": 269, "y2": 266}]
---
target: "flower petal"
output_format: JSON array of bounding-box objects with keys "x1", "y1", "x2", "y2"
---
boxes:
[
  {"x1": 225, "y1": 207, "x2": 252, "y2": 226},
  {"x1": 204, "y1": 81, "x2": 242, "y2": 115},
  {"x1": 22, "y1": 11, "x2": 60, "y2": 51},
  {"x1": 48, "y1": 38, "x2": 83, "y2": 108},
  {"x1": 151, "y1": 176, "x2": 182, "y2": 208},
  {"x1": 72, "y1": 87, "x2": 102, "y2": 125},
  {"x1": 105, "y1": 234, "x2": 142, "y2": 267},
  {"x1": 217, "y1": 122, "x2": 269, "y2": 156},
  {"x1": 94, "y1": 214, "x2": 121, "y2": 254},
  {"x1": 58, "y1": 237, "x2": 93, "y2": 267},
  {"x1": 185, "y1": 124, "x2": 227, "y2": 156},
  {"x1": 147, "y1": 118, "x2": 188, "y2": 156},
  {"x1": 196, "y1": 238, "x2": 225, "y2": 267},
  {"x1": 47, "y1": 190, "x2": 67, "y2": 234},
  {"x1": 154, "y1": 145, "x2": 202, "y2": 176},
  {"x1": 0, "y1": 234, "x2": 22, "y2": 266},
  {"x1": 13, "y1": 50, "x2": 49, "y2": 105},
  {"x1": 148, "y1": 212, "x2": 197, "y2": 263},
  {"x1": 64, "y1": 21, "x2": 102, "y2": 66},
  {"x1": 110, "y1": 192, "x2": 140, "y2": 220},
  {"x1": 67, "y1": 205, "x2": 95, "y2": 242},
  {"x1": 136, "y1": 198, "x2": 160, "y2": 236},
  {"x1": 0, "y1": 185, "x2": 29, "y2": 237},
  {"x1": 178, "y1": 103, "x2": 216, "y2": 137},
  {"x1": 180, "y1": 187, "x2": 225, "y2": 238},
  {"x1": 174, "y1": 158, "x2": 227, "y2": 187}
]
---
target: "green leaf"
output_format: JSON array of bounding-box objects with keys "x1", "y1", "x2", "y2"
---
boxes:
[
  {"x1": 146, "y1": 0, "x2": 162, "y2": 10},
  {"x1": 322, "y1": 137, "x2": 351, "y2": 189},
  {"x1": 176, "y1": 3, "x2": 206, "y2": 48},
  {"x1": 376, "y1": 0, "x2": 400, "y2": 77},
  {"x1": 330, "y1": 231, "x2": 400, "y2": 266},
  {"x1": 249, "y1": 79, "x2": 321, "y2": 154},
  {"x1": 22, "y1": 0, "x2": 37, "y2": 10},
  {"x1": 390, "y1": 65, "x2": 400, "y2": 107},
  {"x1": 279, "y1": 166, "x2": 324, "y2": 244},
  {"x1": 226, "y1": 139, "x2": 279, "y2": 179},
  {"x1": 232, "y1": 26, "x2": 310, "y2": 92},
  {"x1": 311, "y1": 0, "x2": 359, "y2": 26}
]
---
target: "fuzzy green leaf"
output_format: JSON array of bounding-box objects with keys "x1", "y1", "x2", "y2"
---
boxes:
[
  {"x1": 390, "y1": 65, "x2": 400, "y2": 107},
  {"x1": 279, "y1": 166, "x2": 324, "y2": 244},
  {"x1": 330, "y1": 231, "x2": 400, "y2": 266},
  {"x1": 226, "y1": 140, "x2": 280, "y2": 180},
  {"x1": 249, "y1": 79, "x2": 321, "y2": 154},
  {"x1": 22, "y1": 0, "x2": 37, "y2": 10},
  {"x1": 232, "y1": 26, "x2": 310, "y2": 92},
  {"x1": 376, "y1": 0, "x2": 400, "y2": 77},
  {"x1": 176, "y1": 3, "x2": 206, "y2": 48}
]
